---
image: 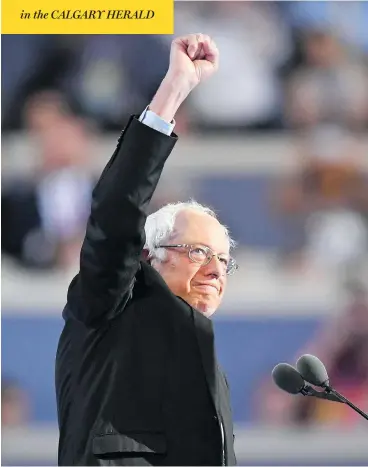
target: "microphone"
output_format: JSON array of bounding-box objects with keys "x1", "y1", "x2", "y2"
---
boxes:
[
  {"x1": 296, "y1": 354, "x2": 368, "y2": 421},
  {"x1": 272, "y1": 363, "x2": 304, "y2": 394},
  {"x1": 271, "y1": 363, "x2": 342, "y2": 403},
  {"x1": 296, "y1": 354, "x2": 329, "y2": 387}
]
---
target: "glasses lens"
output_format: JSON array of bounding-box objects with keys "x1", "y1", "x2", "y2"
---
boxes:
[
  {"x1": 189, "y1": 245, "x2": 237, "y2": 275},
  {"x1": 226, "y1": 258, "x2": 237, "y2": 275},
  {"x1": 189, "y1": 245, "x2": 210, "y2": 264}
]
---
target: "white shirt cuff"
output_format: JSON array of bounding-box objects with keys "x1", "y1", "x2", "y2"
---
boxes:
[{"x1": 139, "y1": 107, "x2": 175, "y2": 136}]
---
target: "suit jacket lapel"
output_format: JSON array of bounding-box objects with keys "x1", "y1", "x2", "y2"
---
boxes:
[
  {"x1": 192, "y1": 309, "x2": 218, "y2": 412},
  {"x1": 138, "y1": 262, "x2": 219, "y2": 411}
]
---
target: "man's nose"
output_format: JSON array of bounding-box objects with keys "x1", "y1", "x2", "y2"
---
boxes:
[{"x1": 203, "y1": 255, "x2": 225, "y2": 278}]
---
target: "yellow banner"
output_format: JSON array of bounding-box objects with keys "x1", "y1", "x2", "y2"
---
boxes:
[{"x1": 2, "y1": 0, "x2": 174, "y2": 34}]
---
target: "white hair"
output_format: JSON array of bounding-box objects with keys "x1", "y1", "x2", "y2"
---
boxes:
[{"x1": 144, "y1": 199, "x2": 236, "y2": 262}]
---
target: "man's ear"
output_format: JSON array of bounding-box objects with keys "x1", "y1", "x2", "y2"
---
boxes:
[{"x1": 142, "y1": 249, "x2": 150, "y2": 263}]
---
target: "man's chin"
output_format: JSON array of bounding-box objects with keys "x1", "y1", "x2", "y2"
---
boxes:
[
  {"x1": 178, "y1": 293, "x2": 220, "y2": 317},
  {"x1": 195, "y1": 302, "x2": 217, "y2": 318}
]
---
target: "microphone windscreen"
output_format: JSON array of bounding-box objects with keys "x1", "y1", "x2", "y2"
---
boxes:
[
  {"x1": 272, "y1": 363, "x2": 305, "y2": 395},
  {"x1": 296, "y1": 354, "x2": 329, "y2": 387}
]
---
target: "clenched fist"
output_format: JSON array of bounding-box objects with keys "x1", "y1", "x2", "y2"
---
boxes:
[
  {"x1": 168, "y1": 33, "x2": 219, "y2": 89},
  {"x1": 149, "y1": 33, "x2": 219, "y2": 122}
]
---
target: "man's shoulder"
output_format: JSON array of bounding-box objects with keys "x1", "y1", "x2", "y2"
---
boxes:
[{"x1": 134, "y1": 260, "x2": 166, "y2": 288}]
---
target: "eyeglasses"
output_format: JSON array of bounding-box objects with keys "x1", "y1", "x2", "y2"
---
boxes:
[{"x1": 155, "y1": 243, "x2": 238, "y2": 276}]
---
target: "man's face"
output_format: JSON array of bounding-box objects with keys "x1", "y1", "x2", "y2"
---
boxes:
[{"x1": 153, "y1": 210, "x2": 230, "y2": 317}]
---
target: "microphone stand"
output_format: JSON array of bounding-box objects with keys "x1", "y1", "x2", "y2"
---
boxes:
[
  {"x1": 300, "y1": 385, "x2": 343, "y2": 403},
  {"x1": 323, "y1": 384, "x2": 368, "y2": 421}
]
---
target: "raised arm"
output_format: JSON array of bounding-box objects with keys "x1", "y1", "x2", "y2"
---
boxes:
[{"x1": 65, "y1": 34, "x2": 219, "y2": 326}]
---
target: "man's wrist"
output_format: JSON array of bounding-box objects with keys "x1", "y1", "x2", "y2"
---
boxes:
[{"x1": 149, "y1": 73, "x2": 192, "y2": 123}]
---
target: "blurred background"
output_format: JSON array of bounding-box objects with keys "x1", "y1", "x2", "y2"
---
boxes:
[{"x1": 2, "y1": 1, "x2": 368, "y2": 465}]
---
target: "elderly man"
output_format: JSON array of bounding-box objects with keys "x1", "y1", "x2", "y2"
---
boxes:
[{"x1": 56, "y1": 34, "x2": 237, "y2": 466}]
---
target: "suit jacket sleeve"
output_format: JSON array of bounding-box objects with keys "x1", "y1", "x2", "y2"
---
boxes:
[{"x1": 65, "y1": 115, "x2": 177, "y2": 326}]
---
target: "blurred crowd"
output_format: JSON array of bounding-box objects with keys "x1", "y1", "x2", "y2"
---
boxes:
[
  {"x1": 2, "y1": 2, "x2": 368, "y2": 133},
  {"x1": 2, "y1": 2, "x2": 368, "y2": 273},
  {"x1": 2, "y1": 1, "x2": 368, "y2": 273},
  {"x1": 2, "y1": 377, "x2": 31, "y2": 428},
  {"x1": 2, "y1": 1, "x2": 368, "y2": 435},
  {"x1": 2, "y1": 91, "x2": 95, "y2": 269}
]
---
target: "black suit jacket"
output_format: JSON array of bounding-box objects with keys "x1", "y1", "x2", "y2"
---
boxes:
[{"x1": 55, "y1": 116, "x2": 237, "y2": 466}]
